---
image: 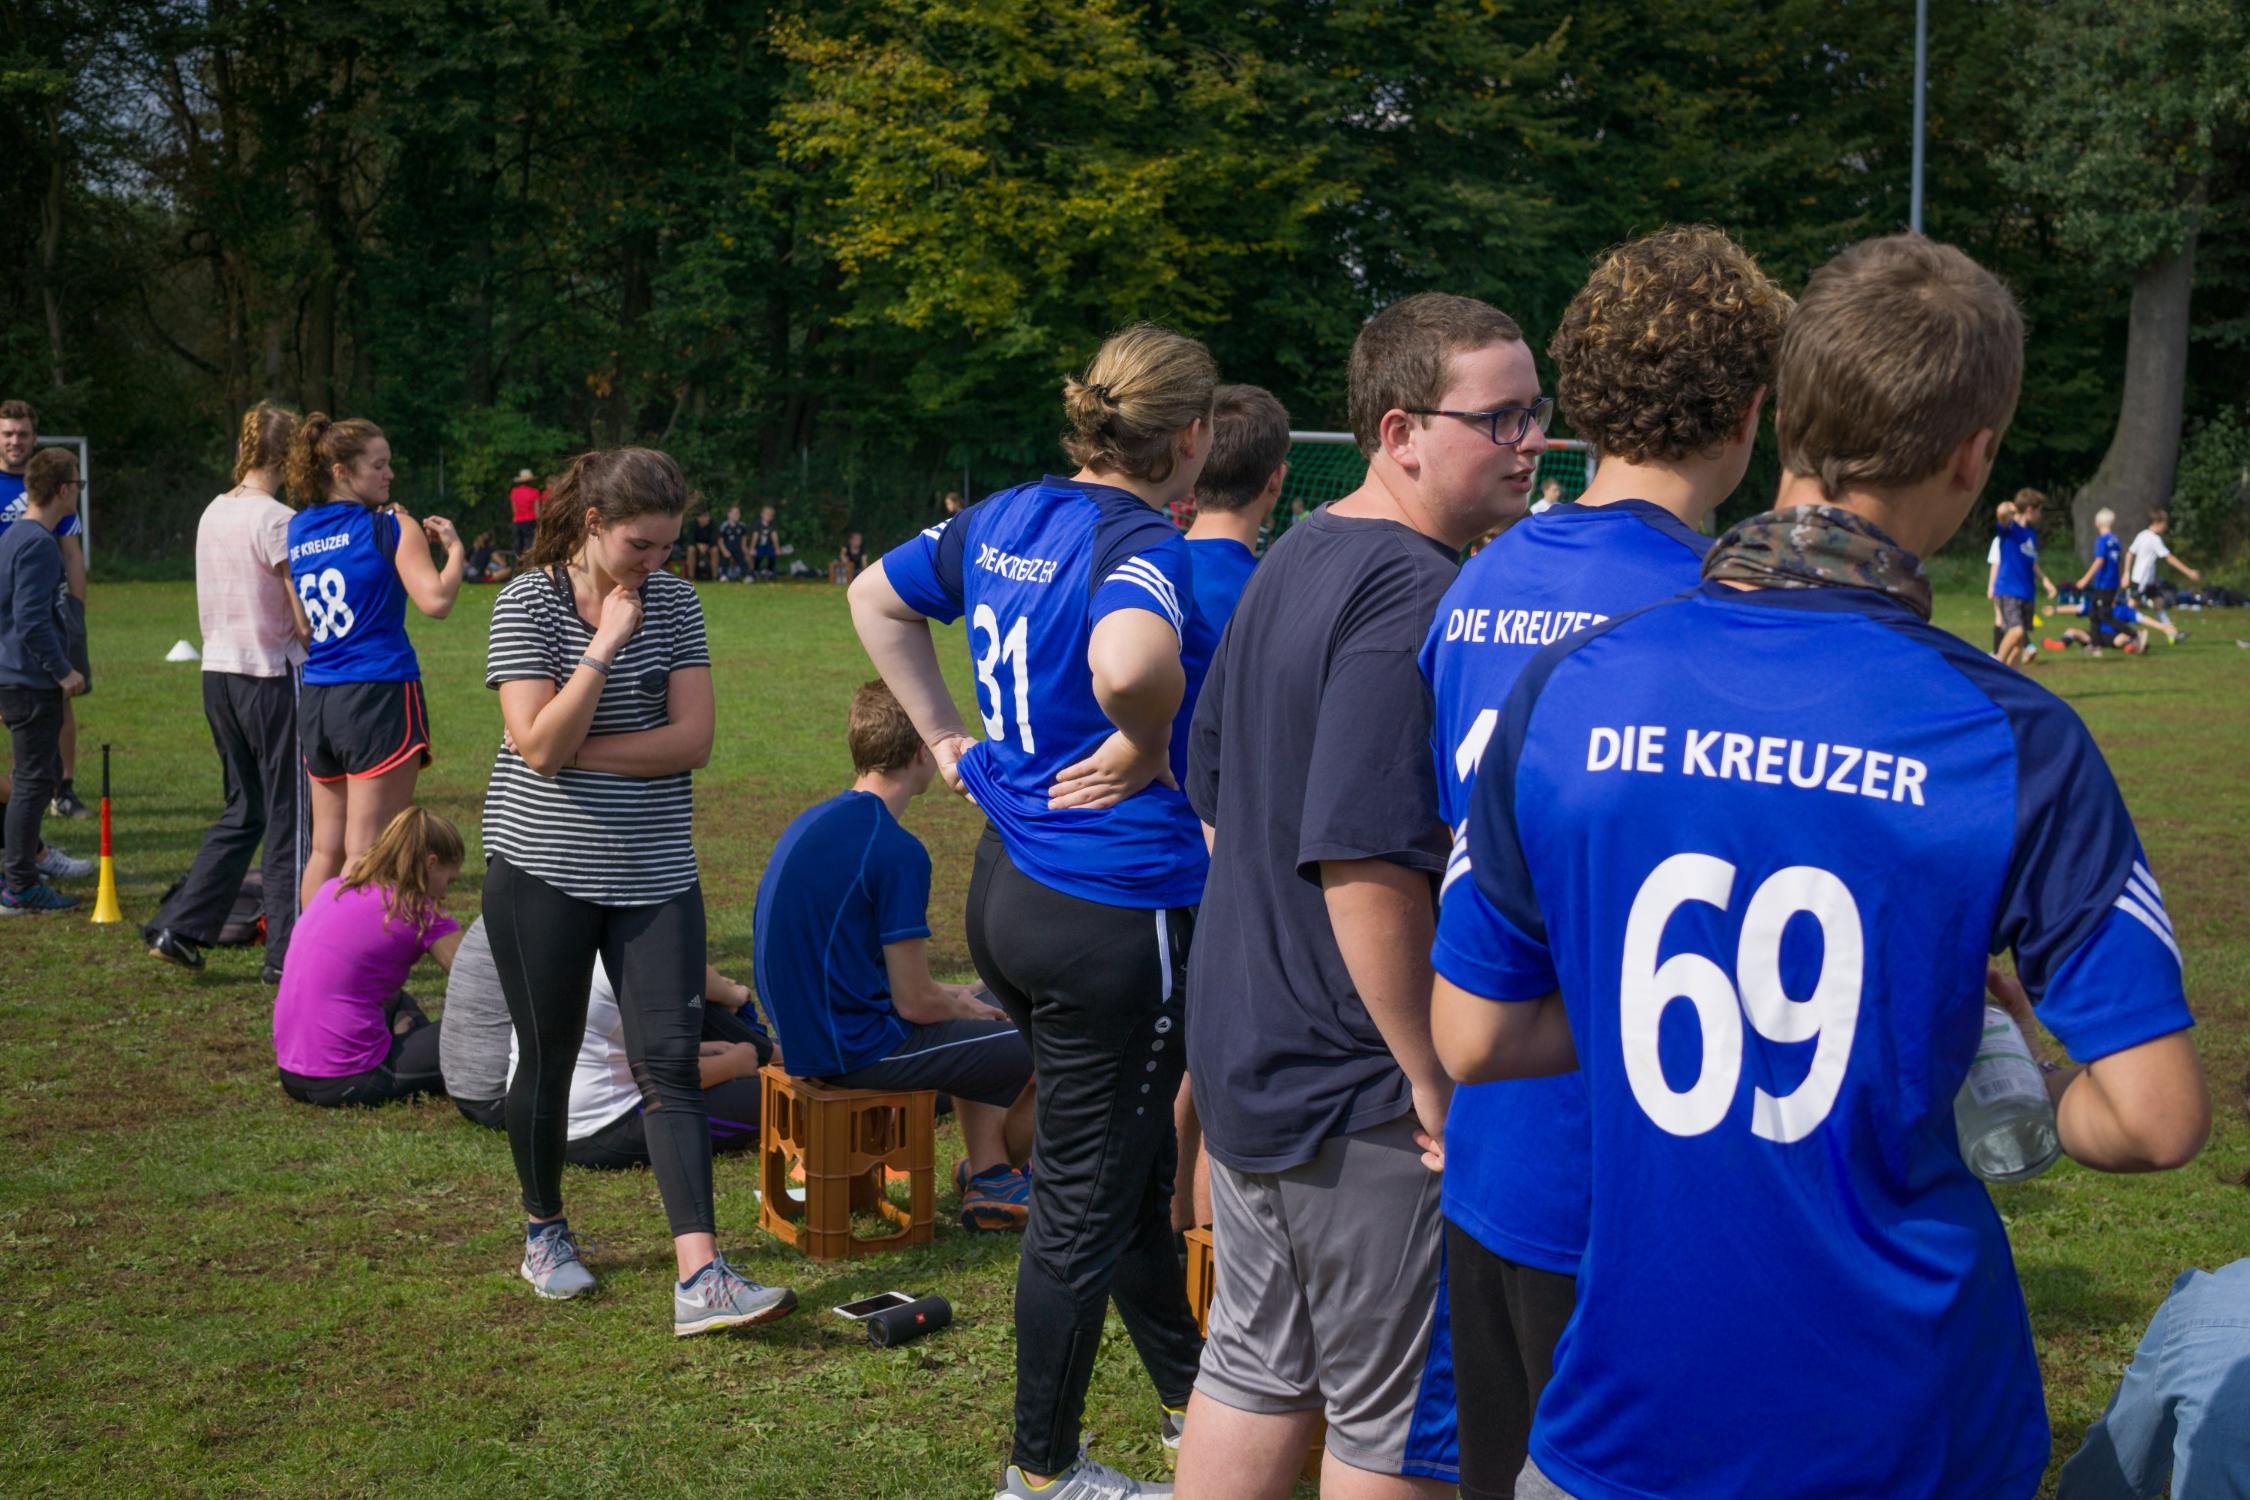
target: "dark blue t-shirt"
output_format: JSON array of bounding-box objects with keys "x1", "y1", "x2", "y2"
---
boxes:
[
  {"x1": 1993, "y1": 521, "x2": 2040, "y2": 599},
  {"x1": 752, "y1": 791, "x2": 932, "y2": 1079},
  {"x1": 1420, "y1": 500, "x2": 1708, "y2": 1275},
  {"x1": 288, "y1": 502, "x2": 419, "y2": 685},
  {"x1": 884, "y1": 476, "x2": 1213, "y2": 909},
  {"x1": 2092, "y1": 530, "x2": 2124, "y2": 591},
  {"x1": 1433, "y1": 579, "x2": 2192, "y2": 1500},
  {"x1": 1186, "y1": 507, "x2": 1459, "y2": 1171}
]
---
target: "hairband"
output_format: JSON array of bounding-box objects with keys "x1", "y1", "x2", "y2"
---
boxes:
[{"x1": 1089, "y1": 382, "x2": 1113, "y2": 403}]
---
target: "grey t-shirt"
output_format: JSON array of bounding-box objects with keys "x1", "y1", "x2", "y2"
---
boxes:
[
  {"x1": 438, "y1": 917, "x2": 511, "y2": 1104},
  {"x1": 1185, "y1": 505, "x2": 1458, "y2": 1172}
]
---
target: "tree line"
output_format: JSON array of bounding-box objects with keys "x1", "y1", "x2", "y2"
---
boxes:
[{"x1": 2, "y1": 0, "x2": 2244, "y2": 563}]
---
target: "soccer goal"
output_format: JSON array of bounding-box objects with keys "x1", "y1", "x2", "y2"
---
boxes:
[{"x1": 1278, "y1": 431, "x2": 1594, "y2": 530}]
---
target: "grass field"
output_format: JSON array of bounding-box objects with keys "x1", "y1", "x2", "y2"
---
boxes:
[{"x1": 1, "y1": 575, "x2": 2244, "y2": 1499}]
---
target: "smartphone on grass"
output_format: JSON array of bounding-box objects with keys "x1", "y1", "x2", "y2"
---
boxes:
[{"x1": 832, "y1": 1292, "x2": 916, "y2": 1320}]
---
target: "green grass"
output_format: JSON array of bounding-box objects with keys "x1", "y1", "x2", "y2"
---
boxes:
[{"x1": 2, "y1": 580, "x2": 2245, "y2": 1498}]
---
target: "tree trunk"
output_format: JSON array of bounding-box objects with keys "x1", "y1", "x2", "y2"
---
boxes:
[
  {"x1": 2072, "y1": 231, "x2": 2197, "y2": 556},
  {"x1": 39, "y1": 111, "x2": 66, "y2": 389}
]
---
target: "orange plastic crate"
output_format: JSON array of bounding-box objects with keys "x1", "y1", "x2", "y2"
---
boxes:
[{"x1": 757, "y1": 1065, "x2": 936, "y2": 1261}]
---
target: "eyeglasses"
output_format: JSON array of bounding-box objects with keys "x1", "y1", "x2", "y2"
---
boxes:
[{"x1": 1404, "y1": 397, "x2": 1554, "y2": 447}]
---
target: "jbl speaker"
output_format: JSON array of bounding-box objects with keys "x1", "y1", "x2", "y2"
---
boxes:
[{"x1": 866, "y1": 1294, "x2": 952, "y2": 1347}]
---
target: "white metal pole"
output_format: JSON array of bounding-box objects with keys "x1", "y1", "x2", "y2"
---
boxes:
[{"x1": 1910, "y1": 0, "x2": 1928, "y2": 234}]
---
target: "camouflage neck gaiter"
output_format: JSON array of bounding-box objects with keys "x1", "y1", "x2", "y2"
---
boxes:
[{"x1": 1701, "y1": 504, "x2": 1933, "y2": 621}]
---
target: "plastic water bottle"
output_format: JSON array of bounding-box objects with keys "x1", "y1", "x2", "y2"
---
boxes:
[{"x1": 1954, "y1": 1005, "x2": 2062, "y2": 1183}]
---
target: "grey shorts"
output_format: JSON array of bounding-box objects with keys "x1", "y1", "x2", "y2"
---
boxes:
[
  {"x1": 1197, "y1": 1112, "x2": 1458, "y2": 1482},
  {"x1": 1996, "y1": 595, "x2": 2033, "y2": 632},
  {"x1": 1516, "y1": 1458, "x2": 1579, "y2": 1499}
]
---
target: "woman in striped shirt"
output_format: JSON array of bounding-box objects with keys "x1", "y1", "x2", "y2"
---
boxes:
[{"x1": 482, "y1": 446, "x2": 795, "y2": 1335}]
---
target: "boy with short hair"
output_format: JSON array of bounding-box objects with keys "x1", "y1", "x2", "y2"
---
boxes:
[
  {"x1": 1991, "y1": 486, "x2": 2057, "y2": 667},
  {"x1": 2074, "y1": 506, "x2": 2126, "y2": 644},
  {"x1": 1531, "y1": 476, "x2": 1563, "y2": 514},
  {"x1": 1986, "y1": 497, "x2": 2019, "y2": 651},
  {"x1": 717, "y1": 504, "x2": 749, "y2": 582},
  {"x1": 2127, "y1": 508, "x2": 2200, "y2": 642},
  {"x1": 753, "y1": 680, "x2": 1035, "y2": 1230},
  {"x1": 1432, "y1": 234, "x2": 2207, "y2": 1500},
  {"x1": 750, "y1": 505, "x2": 780, "y2": 581},
  {"x1": 1185, "y1": 384, "x2": 1289, "y2": 632},
  {"x1": 1422, "y1": 224, "x2": 1792, "y2": 1498},
  {"x1": 0, "y1": 447, "x2": 88, "y2": 913}
]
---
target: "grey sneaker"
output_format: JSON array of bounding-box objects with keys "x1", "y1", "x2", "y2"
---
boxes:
[
  {"x1": 995, "y1": 1452, "x2": 1173, "y2": 1499},
  {"x1": 35, "y1": 843, "x2": 94, "y2": 880},
  {"x1": 1161, "y1": 1406, "x2": 1186, "y2": 1456},
  {"x1": 672, "y1": 1256, "x2": 797, "y2": 1337},
  {"x1": 519, "y1": 1226, "x2": 598, "y2": 1300}
]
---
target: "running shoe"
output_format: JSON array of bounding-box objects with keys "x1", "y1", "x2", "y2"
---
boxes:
[
  {"x1": 995, "y1": 1451, "x2": 1173, "y2": 1498},
  {"x1": 35, "y1": 843, "x2": 94, "y2": 880},
  {"x1": 1161, "y1": 1405, "x2": 1187, "y2": 1458},
  {"x1": 673, "y1": 1255, "x2": 797, "y2": 1337},
  {"x1": 49, "y1": 789, "x2": 91, "y2": 820},
  {"x1": 960, "y1": 1164, "x2": 1033, "y2": 1232},
  {"x1": 0, "y1": 884, "x2": 78, "y2": 915},
  {"x1": 145, "y1": 926, "x2": 207, "y2": 969},
  {"x1": 519, "y1": 1223, "x2": 598, "y2": 1300}
]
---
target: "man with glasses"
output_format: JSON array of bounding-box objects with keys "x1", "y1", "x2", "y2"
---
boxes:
[{"x1": 1173, "y1": 292, "x2": 1544, "y2": 1500}]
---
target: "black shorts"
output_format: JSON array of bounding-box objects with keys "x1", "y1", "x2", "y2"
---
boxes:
[
  {"x1": 63, "y1": 595, "x2": 89, "y2": 691},
  {"x1": 1996, "y1": 595, "x2": 2033, "y2": 632},
  {"x1": 301, "y1": 678, "x2": 431, "y2": 783},
  {"x1": 827, "y1": 1017, "x2": 1033, "y2": 1108}
]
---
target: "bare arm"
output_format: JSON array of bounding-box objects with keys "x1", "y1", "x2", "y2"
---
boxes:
[
  {"x1": 566, "y1": 666, "x2": 714, "y2": 777},
  {"x1": 2164, "y1": 552, "x2": 2201, "y2": 582},
  {"x1": 1432, "y1": 974, "x2": 1578, "y2": 1083},
  {"x1": 1322, "y1": 858, "x2": 1452, "y2": 1155},
  {"x1": 390, "y1": 504, "x2": 466, "y2": 618},
  {"x1": 425, "y1": 927, "x2": 464, "y2": 972},
  {"x1": 883, "y1": 938, "x2": 1007, "y2": 1025},
  {"x1": 698, "y1": 1040, "x2": 763, "y2": 1086},
  {"x1": 1988, "y1": 971, "x2": 2208, "y2": 1171},
  {"x1": 495, "y1": 584, "x2": 644, "y2": 776},
  {"x1": 278, "y1": 560, "x2": 313, "y2": 646},
  {"x1": 848, "y1": 560, "x2": 977, "y2": 792},
  {"x1": 1049, "y1": 609, "x2": 1185, "y2": 809}
]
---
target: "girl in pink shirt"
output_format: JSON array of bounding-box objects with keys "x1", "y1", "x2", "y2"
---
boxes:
[{"x1": 274, "y1": 806, "x2": 464, "y2": 1108}]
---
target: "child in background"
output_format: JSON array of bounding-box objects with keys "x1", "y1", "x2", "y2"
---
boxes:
[
  {"x1": 1987, "y1": 497, "x2": 2019, "y2": 651},
  {"x1": 718, "y1": 505, "x2": 750, "y2": 582},
  {"x1": 751, "y1": 505, "x2": 780, "y2": 581},
  {"x1": 2126, "y1": 508, "x2": 2200, "y2": 643},
  {"x1": 1531, "y1": 475, "x2": 1564, "y2": 514},
  {"x1": 687, "y1": 506, "x2": 718, "y2": 581},
  {"x1": 272, "y1": 806, "x2": 464, "y2": 1108},
  {"x1": 838, "y1": 529, "x2": 868, "y2": 578}
]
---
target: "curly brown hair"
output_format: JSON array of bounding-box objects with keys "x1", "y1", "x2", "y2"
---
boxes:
[{"x1": 1548, "y1": 226, "x2": 1793, "y2": 465}]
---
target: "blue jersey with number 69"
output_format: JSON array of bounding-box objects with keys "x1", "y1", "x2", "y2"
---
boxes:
[
  {"x1": 287, "y1": 501, "x2": 418, "y2": 685},
  {"x1": 883, "y1": 476, "x2": 1212, "y2": 909},
  {"x1": 1433, "y1": 580, "x2": 2193, "y2": 1500},
  {"x1": 1420, "y1": 500, "x2": 1708, "y2": 1277}
]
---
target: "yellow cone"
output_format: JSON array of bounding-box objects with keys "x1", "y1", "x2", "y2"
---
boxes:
[{"x1": 90, "y1": 855, "x2": 123, "y2": 923}]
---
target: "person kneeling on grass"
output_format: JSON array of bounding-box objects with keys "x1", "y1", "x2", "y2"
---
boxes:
[
  {"x1": 753, "y1": 679, "x2": 1034, "y2": 1231},
  {"x1": 272, "y1": 805, "x2": 463, "y2": 1108}
]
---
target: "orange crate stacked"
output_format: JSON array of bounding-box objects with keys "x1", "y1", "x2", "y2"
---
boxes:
[
  {"x1": 1181, "y1": 1227, "x2": 1325, "y2": 1482},
  {"x1": 757, "y1": 1065, "x2": 936, "y2": 1261}
]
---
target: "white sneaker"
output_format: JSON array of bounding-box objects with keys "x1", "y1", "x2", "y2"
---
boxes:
[{"x1": 35, "y1": 844, "x2": 94, "y2": 880}]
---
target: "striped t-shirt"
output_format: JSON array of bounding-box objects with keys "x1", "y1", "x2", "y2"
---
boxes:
[{"x1": 481, "y1": 567, "x2": 709, "y2": 905}]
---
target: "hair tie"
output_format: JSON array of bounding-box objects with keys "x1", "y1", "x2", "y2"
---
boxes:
[{"x1": 1089, "y1": 383, "x2": 1113, "y2": 404}]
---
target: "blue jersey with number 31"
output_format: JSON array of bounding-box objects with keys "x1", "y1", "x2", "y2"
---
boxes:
[
  {"x1": 1434, "y1": 580, "x2": 2192, "y2": 1500},
  {"x1": 883, "y1": 476, "x2": 1212, "y2": 909},
  {"x1": 287, "y1": 501, "x2": 418, "y2": 685}
]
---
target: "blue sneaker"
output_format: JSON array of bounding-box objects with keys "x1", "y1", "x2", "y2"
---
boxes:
[
  {"x1": 0, "y1": 884, "x2": 78, "y2": 916},
  {"x1": 961, "y1": 1165, "x2": 1033, "y2": 1232},
  {"x1": 673, "y1": 1255, "x2": 797, "y2": 1337},
  {"x1": 519, "y1": 1224, "x2": 598, "y2": 1300}
]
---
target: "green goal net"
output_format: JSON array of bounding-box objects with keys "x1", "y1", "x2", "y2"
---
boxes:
[{"x1": 1274, "y1": 433, "x2": 1595, "y2": 538}]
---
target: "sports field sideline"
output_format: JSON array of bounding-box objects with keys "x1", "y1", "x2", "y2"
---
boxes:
[{"x1": 1, "y1": 576, "x2": 2244, "y2": 1498}]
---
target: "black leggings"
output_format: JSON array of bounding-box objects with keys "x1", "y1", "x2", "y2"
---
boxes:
[
  {"x1": 485, "y1": 855, "x2": 714, "y2": 1236},
  {"x1": 966, "y1": 827, "x2": 1204, "y2": 1476}
]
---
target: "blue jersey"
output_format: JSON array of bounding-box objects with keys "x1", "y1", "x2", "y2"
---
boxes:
[
  {"x1": 752, "y1": 791, "x2": 931, "y2": 1079},
  {"x1": 1434, "y1": 581, "x2": 2192, "y2": 1500},
  {"x1": 0, "y1": 469, "x2": 80, "y2": 539},
  {"x1": 2092, "y1": 530, "x2": 2123, "y2": 591},
  {"x1": 1420, "y1": 500, "x2": 1707, "y2": 1275},
  {"x1": 1186, "y1": 536, "x2": 1257, "y2": 635},
  {"x1": 288, "y1": 501, "x2": 419, "y2": 685},
  {"x1": 1994, "y1": 520, "x2": 2040, "y2": 599},
  {"x1": 885, "y1": 476, "x2": 1212, "y2": 909}
]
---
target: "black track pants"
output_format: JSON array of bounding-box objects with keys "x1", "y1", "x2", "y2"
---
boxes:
[
  {"x1": 1448, "y1": 1219, "x2": 1578, "y2": 1499},
  {"x1": 151, "y1": 670, "x2": 303, "y2": 967}
]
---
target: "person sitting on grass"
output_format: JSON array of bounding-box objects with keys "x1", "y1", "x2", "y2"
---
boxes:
[
  {"x1": 2049, "y1": 598, "x2": 2150, "y2": 656},
  {"x1": 753, "y1": 679, "x2": 1034, "y2": 1231},
  {"x1": 687, "y1": 505, "x2": 718, "y2": 581},
  {"x1": 751, "y1": 504, "x2": 780, "y2": 581},
  {"x1": 272, "y1": 805, "x2": 463, "y2": 1108},
  {"x1": 505, "y1": 951, "x2": 776, "y2": 1170},
  {"x1": 2126, "y1": 508, "x2": 2200, "y2": 643},
  {"x1": 718, "y1": 504, "x2": 750, "y2": 582},
  {"x1": 836, "y1": 528, "x2": 868, "y2": 580}
]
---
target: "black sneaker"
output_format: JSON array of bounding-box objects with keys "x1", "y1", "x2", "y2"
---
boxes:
[
  {"x1": 261, "y1": 963, "x2": 285, "y2": 985},
  {"x1": 49, "y1": 788, "x2": 92, "y2": 820},
  {"x1": 146, "y1": 927, "x2": 207, "y2": 970}
]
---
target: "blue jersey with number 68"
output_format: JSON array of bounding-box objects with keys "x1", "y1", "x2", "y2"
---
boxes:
[
  {"x1": 287, "y1": 501, "x2": 418, "y2": 685},
  {"x1": 1434, "y1": 580, "x2": 2192, "y2": 1500},
  {"x1": 883, "y1": 476, "x2": 1213, "y2": 909}
]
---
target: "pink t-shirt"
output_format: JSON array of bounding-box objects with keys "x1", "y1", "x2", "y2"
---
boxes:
[
  {"x1": 273, "y1": 879, "x2": 460, "y2": 1077},
  {"x1": 196, "y1": 489, "x2": 304, "y2": 675}
]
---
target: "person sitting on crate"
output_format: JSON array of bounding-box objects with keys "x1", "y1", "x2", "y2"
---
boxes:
[{"x1": 753, "y1": 678, "x2": 1036, "y2": 1231}]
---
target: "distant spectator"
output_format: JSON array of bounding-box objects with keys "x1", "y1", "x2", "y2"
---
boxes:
[
  {"x1": 687, "y1": 505, "x2": 718, "y2": 581},
  {"x1": 751, "y1": 505, "x2": 780, "y2": 581},
  {"x1": 754, "y1": 680, "x2": 1034, "y2": 1230},
  {"x1": 833, "y1": 528, "x2": 867, "y2": 583},
  {"x1": 0, "y1": 400, "x2": 90, "y2": 821},
  {"x1": 942, "y1": 489, "x2": 964, "y2": 516},
  {"x1": 1530, "y1": 475, "x2": 1563, "y2": 514},
  {"x1": 0, "y1": 446, "x2": 88, "y2": 914},
  {"x1": 717, "y1": 504, "x2": 750, "y2": 582},
  {"x1": 272, "y1": 806, "x2": 464, "y2": 1108},
  {"x1": 509, "y1": 468, "x2": 544, "y2": 556},
  {"x1": 2127, "y1": 508, "x2": 2201, "y2": 643},
  {"x1": 1987, "y1": 497, "x2": 2020, "y2": 651}
]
